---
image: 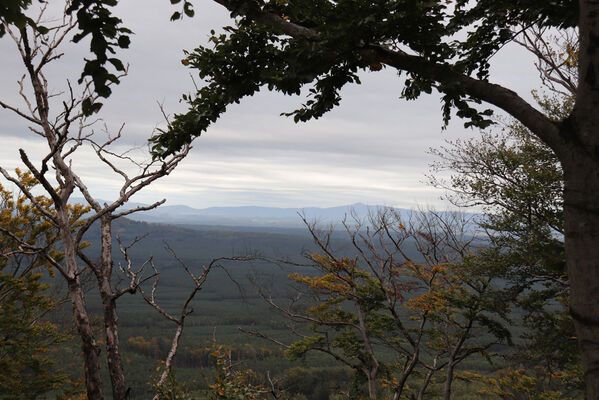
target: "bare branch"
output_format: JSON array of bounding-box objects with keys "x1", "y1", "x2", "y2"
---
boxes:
[
  {"x1": 238, "y1": 328, "x2": 290, "y2": 348},
  {"x1": 514, "y1": 26, "x2": 578, "y2": 97},
  {"x1": 112, "y1": 199, "x2": 166, "y2": 219},
  {"x1": 0, "y1": 100, "x2": 42, "y2": 125}
]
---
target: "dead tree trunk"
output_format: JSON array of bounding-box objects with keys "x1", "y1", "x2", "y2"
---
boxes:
[
  {"x1": 58, "y1": 206, "x2": 104, "y2": 400},
  {"x1": 99, "y1": 216, "x2": 128, "y2": 400},
  {"x1": 65, "y1": 275, "x2": 104, "y2": 399}
]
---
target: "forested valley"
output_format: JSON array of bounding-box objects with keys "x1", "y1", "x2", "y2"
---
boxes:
[{"x1": 3, "y1": 196, "x2": 581, "y2": 399}]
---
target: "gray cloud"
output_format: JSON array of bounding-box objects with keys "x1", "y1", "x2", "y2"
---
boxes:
[{"x1": 0, "y1": 1, "x2": 542, "y2": 210}]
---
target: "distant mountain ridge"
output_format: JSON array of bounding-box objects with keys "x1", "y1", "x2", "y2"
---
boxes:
[
  {"x1": 125, "y1": 202, "x2": 400, "y2": 227},
  {"x1": 71, "y1": 199, "x2": 477, "y2": 230},
  {"x1": 71, "y1": 199, "x2": 410, "y2": 228}
]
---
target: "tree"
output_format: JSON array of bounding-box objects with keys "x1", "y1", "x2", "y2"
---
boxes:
[
  {"x1": 474, "y1": 367, "x2": 583, "y2": 399},
  {"x1": 249, "y1": 210, "x2": 511, "y2": 399},
  {"x1": 428, "y1": 62, "x2": 585, "y2": 386},
  {"x1": 0, "y1": 173, "x2": 84, "y2": 399},
  {"x1": 140, "y1": 1, "x2": 599, "y2": 397},
  {"x1": 0, "y1": 5, "x2": 200, "y2": 400},
  {"x1": 427, "y1": 25, "x2": 580, "y2": 378},
  {"x1": 1, "y1": 5, "x2": 262, "y2": 399},
  {"x1": 207, "y1": 344, "x2": 273, "y2": 400},
  {"x1": 429, "y1": 106, "x2": 578, "y2": 369}
]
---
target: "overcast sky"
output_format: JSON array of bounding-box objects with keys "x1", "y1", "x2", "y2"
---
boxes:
[{"x1": 0, "y1": 0, "x2": 542, "y2": 210}]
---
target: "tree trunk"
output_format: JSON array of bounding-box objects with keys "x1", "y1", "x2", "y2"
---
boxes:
[
  {"x1": 416, "y1": 358, "x2": 437, "y2": 400},
  {"x1": 99, "y1": 217, "x2": 129, "y2": 400},
  {"x1": 443, "y1": 362, "x2": 455, "y2": 400},
  {"x1": 393, "y1": 348, "x2": 420, "y2": 399},
  {"x1": 367, "y1": 371, "x2": 377, "y2": 399},
  {"x1": 60, "y1": 216, "x2": 104, "y2": 400},
  {"x1": 562, "y1": 150, "x2": 599, "y2": 399},
  {"x1": 563, "y1": 3, "x2": 599, "y2": 397},
  {"x1": 67, "y1": 278, "x2": 104, "y2": 400},
  {"x1": 101, "y1": 288, "x2": 128, "y2": 399},
  {"x1": 355, "y1": 302, "x2": 378, "y2": 399}
]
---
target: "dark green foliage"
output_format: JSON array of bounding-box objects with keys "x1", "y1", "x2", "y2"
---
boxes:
[
  {"x1": 0, "y1": 0, "x2": 48, "y2": 37},
  {"x1": 151, "y1": 20, "x2": 365, "y2": 155},
  {"x1": 0, "y1": 1, "x2": 130, "y2": 115},
  {"x1": 149, "y1": 0, "x2": 577, "y2": 157},
  {"x1": 0, "y1": 269, "x2": 66, "y2": 399},
  {"x1": 67, "y1": 0, "x2": 132, "y2": 114},
  {"x1": 449, "y1": 0, "x2": 577, "y2": 80},
  {"x1": 169, "y1": 0, "x2": 195, "y2": 20},
  {"x1": 1, "y1": 0, "x2": 196, "y2": 116}
]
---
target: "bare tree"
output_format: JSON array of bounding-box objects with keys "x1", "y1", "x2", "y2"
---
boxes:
[
  {"x1": 514, "y1": 26, "x2": 578, "y2": 99},
  {"x1": 0, "y1": 5, "x2": 197, "y2": 399},
  {"x1": 247, "y1": 208, "x2": 510, "y2": 399},
  {"x1": 114, "y1": 237, "x2": 259, "y2": 398}
]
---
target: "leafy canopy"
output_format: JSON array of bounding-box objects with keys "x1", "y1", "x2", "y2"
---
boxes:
[{"x1": 149, "y1": 0, "x2": 577, "y2": 157}]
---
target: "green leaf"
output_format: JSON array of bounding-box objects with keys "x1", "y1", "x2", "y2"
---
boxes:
[
  {"x1": 35, "y1": 25, "x2": 49, "y2": 35},
  {"x1": 117, "y1": 35, "x2": 130, "y2": 48},
  {"x1": 184, "y1": 2, "x2": 195, "y2": 17},
  {"x1": 108, "y1": 57, "x2": 125, "y2": 71}
]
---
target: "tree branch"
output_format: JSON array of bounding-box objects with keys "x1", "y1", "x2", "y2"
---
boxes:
[{"x1": 211, "y1": 0, "x2": 562, "y2": 154}]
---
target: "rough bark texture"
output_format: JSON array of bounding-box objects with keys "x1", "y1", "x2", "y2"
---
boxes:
[
  {"x1": 566, "y1": 2, "x2": 599, "y2": 398},
  {"x1": 67, "y1": 278, "x2": 104, "y2": 400},
  {"x1": 99, "y1": 217, "x2": 128, "y2": 400},
  {"x1": 101, "y1": 290, "x2": 127, "y2": 400},
  {"x1": 60, "y1": 214, "x2": 104, "y2": 400},
  {"x1": 562, "y1": 147, "x2": 599, "y2": 400}
]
